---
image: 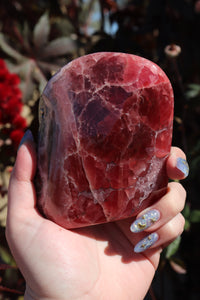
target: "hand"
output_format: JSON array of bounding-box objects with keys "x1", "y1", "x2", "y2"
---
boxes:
[{"x1": 6, "y1": 131, "x2": 188, "y2": 300}]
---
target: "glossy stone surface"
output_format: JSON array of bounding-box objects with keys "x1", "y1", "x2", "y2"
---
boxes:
[{"x1": 36, "y1": 52, "x2": 174, "y2": 229}]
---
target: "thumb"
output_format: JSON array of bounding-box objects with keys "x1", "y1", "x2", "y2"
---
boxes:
[
  {"x1": 11, "y1": 129, "x2": 36, "y2": 183},
  {"x1": 5, "y1": 131, "x2": 46, "y2": 282},
  {"x1": 6, "y1": 130, "x2": 40, "y2": 236}
]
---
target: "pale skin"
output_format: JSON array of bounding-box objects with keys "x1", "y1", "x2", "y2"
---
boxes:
[{"x1": 6, "y1": 137, "x2": 187, "y2": 300}]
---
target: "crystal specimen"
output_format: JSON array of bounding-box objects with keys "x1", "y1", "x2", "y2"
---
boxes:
[{"x1": 36, "y1": 52, "x2": 174, "y2": 229}]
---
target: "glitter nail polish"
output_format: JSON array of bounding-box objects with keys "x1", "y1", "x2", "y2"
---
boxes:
[
  {"x1": 130, "y1": 209, "x2": 160, "y2": 233},
  {"x1": 134, "y1": 232, "x2": 159, "y2": 253},
  {"x1": 176, "y1": 157, "x2": 189, "y2": 178}
]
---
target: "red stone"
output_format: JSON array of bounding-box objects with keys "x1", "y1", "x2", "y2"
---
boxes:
[{"x1": 36, "y1": 52, "x2": 174, "y2": 229}]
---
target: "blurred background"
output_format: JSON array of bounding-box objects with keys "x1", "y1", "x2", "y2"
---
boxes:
[{"x1": 0, "y1": 0, "x2": 200, "y2": 299}]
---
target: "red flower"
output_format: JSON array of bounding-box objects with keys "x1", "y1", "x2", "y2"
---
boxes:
[
  {"x1": 0, "y1": 59, "x2": 27, "y2": 148},
  {"x1": 12, "y1": 115, "x2": 27, "y2": 129},
  {"x1": 10, "y1": 129, "x2": 24, "y2": 147}
]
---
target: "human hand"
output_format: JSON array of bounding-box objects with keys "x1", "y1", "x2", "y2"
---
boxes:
[{"x1": 6, "y1": 131, "x2": 188, "y2": 300}]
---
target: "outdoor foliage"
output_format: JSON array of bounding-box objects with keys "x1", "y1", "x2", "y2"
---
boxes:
[{"x1": 0, "y1": 0, "x2": 200, "y2": 299}]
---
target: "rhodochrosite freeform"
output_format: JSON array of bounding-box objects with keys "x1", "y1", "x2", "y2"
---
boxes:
[{"x1": 36, "y1": 52, "x2": 174, "y2": 229}]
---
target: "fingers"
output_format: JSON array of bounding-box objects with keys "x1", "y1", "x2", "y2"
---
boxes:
[
  {"x1": 129, "y1": 180, "x2": 186, "y2": 253},
  {"x1": 134, "y1": 213, "x2": 185, "y2": 253},
  {"x1": 166, "y1": 146, "x2": 189, "y2": 180},
  {"x1": 155, "y1": 213, "x2": 185, "y2": 249},
  {"x1": 130, "y1": 181, "x2": 186, "y2": 233}
]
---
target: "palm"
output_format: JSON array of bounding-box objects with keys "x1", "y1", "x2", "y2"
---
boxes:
[{"x1": 20, "y1": 211, "x2": 158, "y2": 300}]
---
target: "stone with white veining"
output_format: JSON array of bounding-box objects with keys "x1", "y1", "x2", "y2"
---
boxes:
[{"x1": 36, "y1": 52, "x2": 174, "y2": 229}]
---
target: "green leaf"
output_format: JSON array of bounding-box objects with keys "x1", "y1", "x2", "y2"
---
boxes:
[
  {"x1": 185, "y1": 89, "x2": 200, "y2": 99},
  {"x1": 33, "y1": 12, "x2": 50, "y2": 49},
  {"x1": 184, "y1": 219, "x2": 191, "y2": 231},
  {"x1": 42, "y1": 37, "x2": 76, "y2": 58},
  {"x1": 165, "y1": 236, "x2": 181, "y2": 259},
  {"x1": 186, "y1": 84, "x2": 200, "y2": 99},
  {"x1": 54, "y1": 18, "x2": 75, "y2": 36},
  {"x1": 0, "y1": 246, "x2": 15, "y2": 265},
  {"x1": 190, "y1": 209, "x2": 200, "y2": 223},
  {"x1": 187, "y1": 83, "x2": 200, "y2": 91},
  {"x1": 37, "y1": 60, "x2": 61, "y2": 73},
  {"x1": 182, "y1": 203, "x2": 190, "y2": 218},
  {"x1": 22, "y1": 22, "x2": 31, "y2": 52},
  {"x1": 0, "y1": 33, "x2": 24, "y2": 62}
]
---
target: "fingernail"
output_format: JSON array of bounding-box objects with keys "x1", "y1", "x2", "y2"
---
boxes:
[
  {"x1": 18, "y1": 130, "x2": 34, "y2": 149},
  {"x1": 176, "y1": 158, "x2": 189, "y2": 178},
  {"x1": 134, "y1": 232, "x2": 159, "y2": 253},
  {"x1": 130, "y1": 209, "x2": 160, "y2": 233}
]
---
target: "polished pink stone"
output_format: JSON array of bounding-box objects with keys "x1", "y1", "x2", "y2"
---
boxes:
[{"x1": 36, "y1": 52, "x2": 174, "y2": 229}]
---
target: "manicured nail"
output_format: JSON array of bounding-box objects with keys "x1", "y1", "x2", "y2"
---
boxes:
[
  {"x1": 130, "y1": 209, "x2": 160, "y2": 233},
  {"x1": 176, "y1": 158, "x2": 189, "y2": 178},
  {"x1": 134, "y1": 232, "x2": 159, "y2": 253},
  {"x1": 18, "y1": 130, "x2": 34, "y2": 149}
]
